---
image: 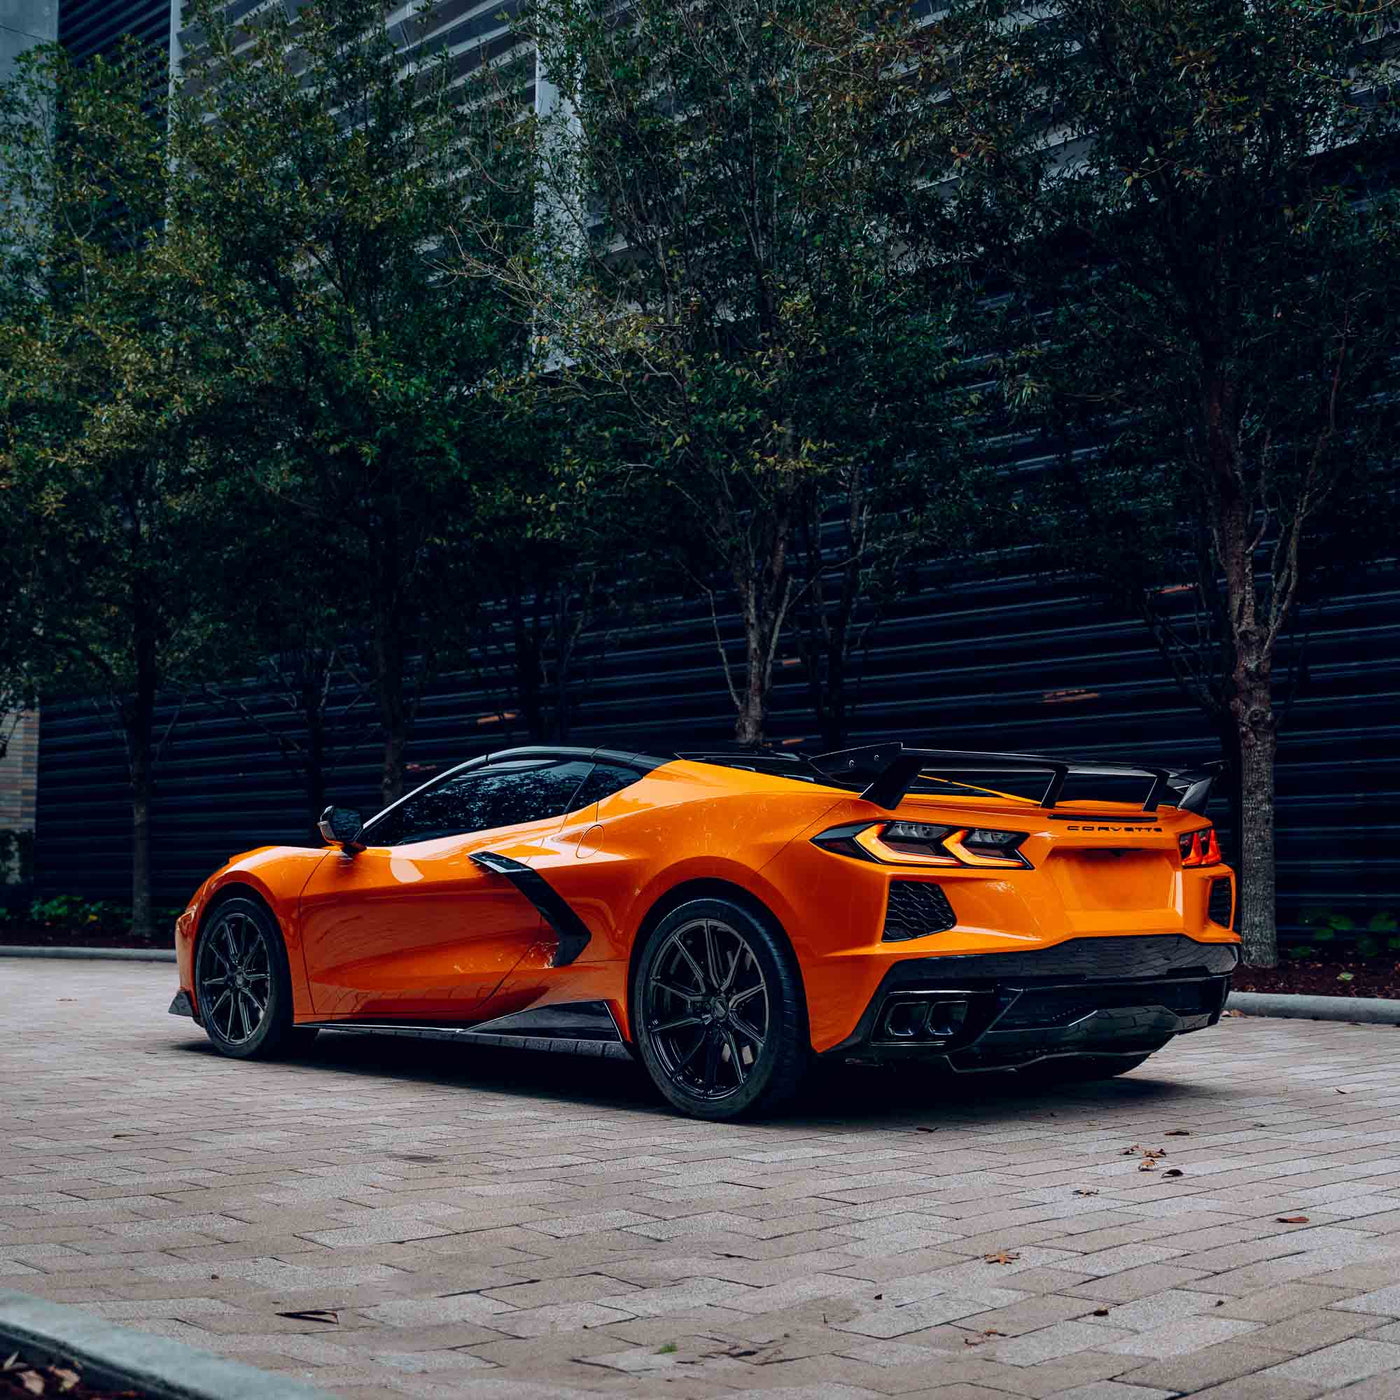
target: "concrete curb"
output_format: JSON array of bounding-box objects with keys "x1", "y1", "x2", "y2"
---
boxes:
[
  {"x1": 0, "y1": 945, "x2": 176, "y2": 962},
  {"x1": 4, "y1": 949, "x2": 1398, "y2": 1027},
  {"x1": 0, "y1": 1289, "x2": 338, "y2": 1400},
  {"x1": 1227, "y1": 990, "x2": 1400, "y2": 1025}
]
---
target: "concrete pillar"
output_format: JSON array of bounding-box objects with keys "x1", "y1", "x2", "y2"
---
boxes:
[
  {"x1": 0, "y1": 709, "x2": 38, "y2": 883},
  {"x1": 0, "y1": 1, "x2": 57, "y2": 82}
]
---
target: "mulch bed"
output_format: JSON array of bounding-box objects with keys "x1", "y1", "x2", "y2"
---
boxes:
[
  {"x1": 1, "y1": 1351, "x2": 146, "y2": 1399},
  {"x1": 1232, "y1": 959, "x2": 1400, "y2": 1000},
  {"x1": 5, "y1": 924, "x2": 1397, "y2": 999},
  {"x1": 0, "y1": 926, "x2": 171, "y2": 952}
]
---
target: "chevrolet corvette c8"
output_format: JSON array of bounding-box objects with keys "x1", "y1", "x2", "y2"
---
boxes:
[{"x1": 170, "y1": 742, "x2": 1239, "y2": 1118}]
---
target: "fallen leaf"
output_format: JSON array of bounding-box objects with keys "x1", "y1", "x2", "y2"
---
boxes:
[
  {"x1": 1165, "y1": 1129, "x2": 1190, "y2": 1136},
  {"x1": 984, "y1": 1250, "x2": 1020, "y2": 1264},
  {"x1": 1162, "y1": 1168, "x2": 1184, "y2": 1178},
  {"x1": 276, "y1": 1309, "x2": 338, "y2": 1325},
  {"x1": 1336, "y1": 1088, "x2": 1350, "y2": 1094},
  {"x1": 1093, "y1": 1307, "x2": 1110, "y2": 1317},
  {"x1": 873, "y1": 1293, "x2": 882, "y2": 1301},
  {"x1": 1138, "y1": 1157, "x2": 1159, "y2": 1171},
  {"x1": 1073, "y1": 1189, "x2": 1099, "y2": 1197},
  {"x1": 1121, "y1": 1144, "x2": 1141, "y2": 1156},
  {"x1": 1276, "y1": 1215, "x2": 1309, "y2": 1224},
  {"x1": 915, "y1": 1126, "x2": 937, "y2": 1134},
  {"x1": 1215, "y1": 1299, "x2": 1225, "y2": 1307},
  {"x1": 49, "y1": 1368, "x2": 80, "y2": 1394}
]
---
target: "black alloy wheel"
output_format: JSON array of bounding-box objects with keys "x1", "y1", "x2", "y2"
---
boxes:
[
  {"x1": 633, "y1": 896, "x2": 808, "y2": 1119},
  {"x1": 194, "y1": 895, "x2": 307, "y2": 1059}
]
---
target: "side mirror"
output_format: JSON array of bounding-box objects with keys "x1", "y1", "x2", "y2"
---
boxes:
[{"x1": 318, "y1": 805, "x2": 364, "y2": 851}]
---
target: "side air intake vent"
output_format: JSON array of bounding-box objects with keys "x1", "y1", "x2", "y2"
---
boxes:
[
  {"x1": 1208, "y1": 877, "x2": 1234, "y2": 928},
  {"x1": 883, "y1": 881, "x2": 956, "y2": 941}
]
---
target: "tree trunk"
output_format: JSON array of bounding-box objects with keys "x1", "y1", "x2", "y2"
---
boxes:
[
  {"x1": 124, "y1": 632, "x2": 157, "y2": 943},
  {"x1": 510, "y1": 590, "x2": 547, "y2": 741},
  {"x1": 129, "y1": 751, "x2": 153, "y2": 941},
  {"x1": 1233, "y1": 683, "x2": 1277, "y2": 967},
  {"x1": 380, "y1": 722, "x2": 407, "y2": 808},
  {"x1": 374, "y1": 605, "x2": 410, "y2": 807},
  {"x1": 820, "y1": 641, "x2": 847, "y2": 751},
  {"x1": 1205, "y1": 371, "x2": 1279, "y2": 967},
  {"x1": 731, "y1": 490, "x2": 795, "y2": 746},
  {"x1": 1212, "y1": 717, "x2": 1244, "y2": 869},
  {"x1": 302, "y1": 686, "x2": 328, "y2": 833},
  {"x1": 735, "y1": 653, "x2": 767, "y2": 744},
  {"x1": 734, "y1": 572, "x2": 788, "y2": 745}
]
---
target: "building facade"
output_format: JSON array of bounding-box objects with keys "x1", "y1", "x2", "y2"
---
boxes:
[
  {"x1": 0, "y1": 2, "x2": 53, "y2": 876},
  {"x1": 0, "y1": 0, "x2": 56, "y2": 81},
  {"x1": 9, "y1": 2, "x2": 1399, "y2": 940}
]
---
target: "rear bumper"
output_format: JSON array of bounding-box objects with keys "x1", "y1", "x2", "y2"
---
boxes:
[{"x1": 825, "y1": 935, "x2": 1238, "y2": 1070}]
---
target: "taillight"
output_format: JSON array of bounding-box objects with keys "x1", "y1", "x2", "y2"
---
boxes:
[
  {"x1": 814, "y1": 821, "x2": 1031, "y2": 868},
  {"x1": 1178, "y1": 826, "x2": 1222, "y2": 867}
]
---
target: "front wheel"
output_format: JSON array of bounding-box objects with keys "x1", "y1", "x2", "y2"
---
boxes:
[
  {"x1": 632, "y1": 897, "x2": 809, "y2": 1120},
  {"x1": 194, "y1": 895, "x2": 301, "y2": 1060}
]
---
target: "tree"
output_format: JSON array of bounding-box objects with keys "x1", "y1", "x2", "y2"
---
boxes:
[
  {"x1": 787, "y1": 299, "x2": 989, "y2": 749},
  {"x1": 0, "y1": 41, "x2": 228, "y2": 938},
  {"x1": 202, "y1": 646, "x2": 377, "y2": 833},
  {"x1": 924, "y1": 0, "x2": 1400, "y2": 965},
  {"x1": 175, "y1": 0, "x2": 534, "y2": 804},
  {"x1": 501, "y1": 0, "x2": 966, "y2": 744}
]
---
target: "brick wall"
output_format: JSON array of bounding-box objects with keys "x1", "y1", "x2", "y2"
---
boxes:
[{"x1": 0, "y1": 708, "x2": 39, "y2": 833}]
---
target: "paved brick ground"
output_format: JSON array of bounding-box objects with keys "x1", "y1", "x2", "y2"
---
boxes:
[{"x1": 3, "y1": 960, "x2": 1400, "y2": 1400}]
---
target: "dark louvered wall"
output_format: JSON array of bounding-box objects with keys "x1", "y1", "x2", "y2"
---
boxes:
[
  {"x1": 60, "y1": 0, "x2": 170, "y2": 61},
  {"x1": 33, "y1": 558, "x2": 1400, "y2": 938},
  {"x1": 35, "y1": 0, "x2": 1399, "y2": 937}
]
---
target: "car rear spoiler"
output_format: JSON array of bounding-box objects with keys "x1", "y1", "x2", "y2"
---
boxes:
[{"x1": 813, "y1": 743, "x2": 1224, "y2": 814}]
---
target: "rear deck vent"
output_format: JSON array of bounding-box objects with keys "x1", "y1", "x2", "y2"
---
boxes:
[
  {"x1": 883, "y1": 881, "x2": 957, "y2": 941},
  {"x1": 1208, "y1": 877, "x2": 1234, "y2": 928}
]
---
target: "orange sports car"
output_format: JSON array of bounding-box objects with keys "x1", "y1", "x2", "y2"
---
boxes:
[{"x1": 170, "y1": 742, "x2": 1239, "y2": 1119}]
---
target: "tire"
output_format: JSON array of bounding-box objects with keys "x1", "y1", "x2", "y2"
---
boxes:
[
  {"x1": 631, "y1": 896, "x2": 809, "y2": 1120},
  {"x1": 1022, "y1": 1052, "x2": 1154, "y2": 1083},
  {"x1": 194, "y1": 895, "x2": 302, "y2": 1060}
]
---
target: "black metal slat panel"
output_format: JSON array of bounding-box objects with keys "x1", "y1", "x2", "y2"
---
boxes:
[
  {"x1": 32, "y1": 558, "x2": 1400, "y2": 923},
  {"x1": 33, "y1": 6, "x2": 1400, "y2": 933},
  {"x1": 60, "y1": 0, "x2": 170, "y2": 61}
]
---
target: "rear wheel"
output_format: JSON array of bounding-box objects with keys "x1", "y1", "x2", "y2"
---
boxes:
[
  {"x1": 195, "y1": 896, "x2": 302, "y2": 1060},
  {"x1": 632, "y1": 897, "x2": 808, "y2": 1120}
]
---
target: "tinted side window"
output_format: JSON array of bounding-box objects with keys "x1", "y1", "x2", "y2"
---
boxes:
[
  {"x1": 574, "y1": 763, "x2": 643, "y2": 808},
  {"x1": 367, "y1": 760, "x2": 593, "y2": 846}
]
